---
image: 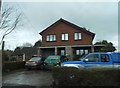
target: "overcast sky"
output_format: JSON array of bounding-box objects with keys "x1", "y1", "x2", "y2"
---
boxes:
[{"x1": 0, "y1": 1, "x2": 119, "y2": 51}]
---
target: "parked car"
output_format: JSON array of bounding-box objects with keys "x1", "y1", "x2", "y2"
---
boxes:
[
  {"x1": 44, "y1": 55, "x2": 68, "y2": 70},
  {"x1": 61, "y1": 52, "x2": 120, "y2": 69},
  {"x1": 25, "y1": 57, "x2": 44, "y2": 70}
]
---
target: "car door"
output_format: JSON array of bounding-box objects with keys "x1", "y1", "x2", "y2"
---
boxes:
[
  {"x1": 83, "y1": 54, "x2": 100, "y2": 68},
  {"x1": 99, "y1": 54, "x2": 112, "y2": 68}
]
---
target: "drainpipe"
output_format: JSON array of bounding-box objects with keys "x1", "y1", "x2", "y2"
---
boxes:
[
  {"x1": 23, "y1": 53, "x2": 25, "y2": 61},
  {"x1": 55, "y1": 47, "x2": 57, "y2": 55},
  {"x1": 37, "y1": 48, "x2": 41, "y2": 56},
  {"x1": 91, "y1": 44, "x2": 94, "y2": 52}
]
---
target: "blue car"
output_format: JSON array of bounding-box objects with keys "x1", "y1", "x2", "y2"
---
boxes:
[{"x1": 61, "y1": 52, "x2": 120, "y2": 69}]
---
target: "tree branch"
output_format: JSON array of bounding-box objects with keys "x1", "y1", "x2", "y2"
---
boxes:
[
  {"x1": 0, "y1": 7, "x2": 12, "y2": 30},
  {"x1": 0, "y1": 5, "x2": 22, "y2": 45}
]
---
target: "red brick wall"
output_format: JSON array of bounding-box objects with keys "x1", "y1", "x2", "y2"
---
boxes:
[{"x1": 41, "y1": 22, "x2": 93, "y2": 47}]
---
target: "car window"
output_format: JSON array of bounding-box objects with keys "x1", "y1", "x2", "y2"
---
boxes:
[
  {"x1": 51, "y1": 59, "x2": 59, "y2": 61},
  {"x1": 60, "y1": 56, "x2": 68, "y2": 62},
  {"x1": 30, "y1": 57, "x2": 41, "y2": 61},
  {"x1": 47, "y1": 56, "x2": 60, "y2": 59},
  {"x1": 45, "y1": 56, "x2": 60, "y2": 63},
  {"x1": 100, "y1": 54, "x2": 110, "y2": 62},
  {"x1": 79, "y1": 54, "x2": 88, "y2": 61},
  {"x1": 85, "y1": 54, "x2": 99, "y2": 62}
]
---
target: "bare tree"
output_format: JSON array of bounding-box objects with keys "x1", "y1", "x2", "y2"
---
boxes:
[{"x1": 0, "y1": 4, "x2": 22, "y2": 45}]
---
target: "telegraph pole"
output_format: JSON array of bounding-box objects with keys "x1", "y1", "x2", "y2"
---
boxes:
[{"x1": 2, "y1": 41, "x2": 5, "y2": 61}]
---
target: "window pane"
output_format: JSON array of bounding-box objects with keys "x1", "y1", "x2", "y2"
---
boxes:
[
  {"x1": 76, "y1": 50, "x2": 80, "y2": 55},
  {"x1": 78, "y1": 33, "x2": 81, "y2": 39},
  {"x1": 101, "y1": 54, "x2": 110, "y2": 62},
  {"x1": 46, "y1": 35, "x2": 56, "y2": 41},
  {"x1": 80, "y1": 50, "x2": 84, "y2": 55},
  {"x1": 62, "y1": 34, "x2": 65, "y2": 40},
  {"x1": 53, "y1": 35, "x2": 56, "y2": 41},
  {"x1": 74, "y1": 33, "x2": 78, "y2": 40},
  {"x1": 62, "y1": 33, "x2": 68, "y2": 40},
  {"x1": 86, "y1": 54, "x2": 99, "y2": 62},
  {"x1": 61, "y1": 50, "x2": 65, "y2": 55},
  {"x1": 74, "y1": 33, "x2": 82, "y2": 40},
  {"x1": 50, "y1": 35, "x2": 52, "y2": 41},
  {"x1": 85, "y1": 50, "x2": 88, "y2": 54},
  {"x1": 65, "y1": 34, "x2": 68, "y2": 40},
  {"x1": 46, "y1": 35, "x2": 49, "y2": 41}
]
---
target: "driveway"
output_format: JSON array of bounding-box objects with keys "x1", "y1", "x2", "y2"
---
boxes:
[{"x1": 2, "y1": 69, "x2": 53, "y2": 88}]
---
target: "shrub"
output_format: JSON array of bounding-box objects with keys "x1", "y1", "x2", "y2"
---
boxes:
[
  {"x1": 52, "y1": 67, "x2": 120, "y2": 87},
  {"x1": 3, "y1": 61, "x2": 25, "y2": 72}
]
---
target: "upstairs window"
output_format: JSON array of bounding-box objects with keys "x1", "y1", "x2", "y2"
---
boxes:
[
  {"x1": 74, "y1": 33, "x2": 82, "y2": 40},
  {"x1": 46, "y1": 34, "x2": 56, "y2": 42},
  {"x1": 62, "y1": 33, "x2": 68, "y2": 41}
]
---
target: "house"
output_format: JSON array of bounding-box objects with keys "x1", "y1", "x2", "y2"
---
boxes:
[
  {"x1": 12, "y1": 47, "x2": 39, "y2": 61},
  {"x1": 39, "y1": 18, "x2": 104, "y2": 60}
]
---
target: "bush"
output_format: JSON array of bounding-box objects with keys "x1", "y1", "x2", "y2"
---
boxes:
[
  {"x1": 52, "y1": 67, "x2": 120, "y2": 87},
  {"x1": 3, "y1": 61, "x2": 25, "y2": 72},
  {"x1": 2, "y1": 52, "x2": 9, "y2": 61}
]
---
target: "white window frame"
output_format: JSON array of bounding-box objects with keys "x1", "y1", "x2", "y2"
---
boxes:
[
  {"x1": 85, "y1": 50, "x2": 88, "y2": 54},
  {"x1": 76, "y1": 50, "x2": 80, "y2": 55},
  {"x1": 53, "y1": 35, "x2": 56, "y2": 41},
  {"x1": 49, "y1": 35, "x2": 53, "y2": 41},
  {"x1": 62, "y1": 33, "x2": 68, "y2": 41},
  {"x1": 46, "y1": 35, "x2": 50, "y2": 41},
  {"x1": 76, "y1": 49, "x2": 88, "y2": 55},
  {"x1": 74, "y1": 33, "x2": 82, "y2": 40},
  {"x1": 46, "y1": 34, "x2": 56, "y2": 41},
  {"x1": 61, "y1": 50, "x2": 65, "y2": 55}
]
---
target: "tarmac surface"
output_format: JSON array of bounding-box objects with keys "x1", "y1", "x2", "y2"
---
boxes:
[{"x1": 2, "y1": 69, "x2": 53, "y2": 88}]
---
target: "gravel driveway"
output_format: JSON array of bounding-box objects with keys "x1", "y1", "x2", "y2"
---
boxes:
[{"x1": 2, "y1": 69, "x2": 53, "y2": 88}]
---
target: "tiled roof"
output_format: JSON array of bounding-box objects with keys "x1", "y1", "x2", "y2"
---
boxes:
[{"x1": 39, "y1": 18, "x2": 95, "y2": 40}]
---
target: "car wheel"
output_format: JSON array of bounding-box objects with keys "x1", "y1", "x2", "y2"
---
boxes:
[
  {"x1": 27, "y1": 68, "x2": 31, "y2": 70},
  {"x1": 40, "y1": 65, "x2": 44, "y2": 70},
  {"x1": 37, "y1": 67, "x2": 40, "y2": 70}
]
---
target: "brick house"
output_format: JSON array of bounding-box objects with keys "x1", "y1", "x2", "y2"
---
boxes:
[{"x1": 39, "y1": 18, "x2": 103, "y2": 60}]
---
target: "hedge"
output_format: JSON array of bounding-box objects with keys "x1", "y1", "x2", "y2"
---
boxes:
[
  {"x1": 3, "y1": 61, "x2": 25, "y2": 72},
  {"x1": 52, "y1": 67, "x2": 120, "y2": 87}
]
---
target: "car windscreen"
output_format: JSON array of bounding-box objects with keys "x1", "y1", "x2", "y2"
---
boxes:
[
  {"x1": 48, "y1": 59, "x2": 59, "y2": 61},
  {"x1": 45, "y1": 56, "x2": 60, "y2": 62},
  {"x1": 48, "y1": 56, "x2": 60, "y2": 59},
  {"x1": 29, "y1": 57, "x2": 41, "y2": 61},
  {"x1": 79, "y1": 54, "x2": 88, "y2": 61}
]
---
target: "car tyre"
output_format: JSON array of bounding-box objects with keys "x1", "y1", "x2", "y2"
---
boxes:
[
  {"x1": 40, "y1": 65, "x2": 44, "y2": 70},
  {"x1": 27, "y1": 68, "x2": 31, "y2": 70}
]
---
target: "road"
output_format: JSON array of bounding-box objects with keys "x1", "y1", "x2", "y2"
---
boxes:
[{"x1": 2, "y1": 69, "x2": 53, "y2": 88}]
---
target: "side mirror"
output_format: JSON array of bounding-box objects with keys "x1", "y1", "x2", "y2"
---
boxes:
[{"x1": 83, "y1": 59, "x2": 88, "y2": 62}]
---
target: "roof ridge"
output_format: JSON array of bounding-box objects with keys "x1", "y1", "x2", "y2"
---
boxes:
[{"x1": 39, "y1": 18, "x2": 95, "y2": 40}]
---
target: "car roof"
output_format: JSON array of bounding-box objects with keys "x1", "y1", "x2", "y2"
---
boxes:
[{"x1": 89, "y1": 52, "x2": 120, "y2": 54}]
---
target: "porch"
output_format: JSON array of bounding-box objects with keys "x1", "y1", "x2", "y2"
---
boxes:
[{"x1": 38, "y1": 45, "x2": 104, "y2": 60}]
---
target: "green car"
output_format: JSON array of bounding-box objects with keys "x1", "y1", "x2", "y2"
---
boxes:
[{"x1": 44, "y1": 55, "x2": 68, "y2": 70}]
